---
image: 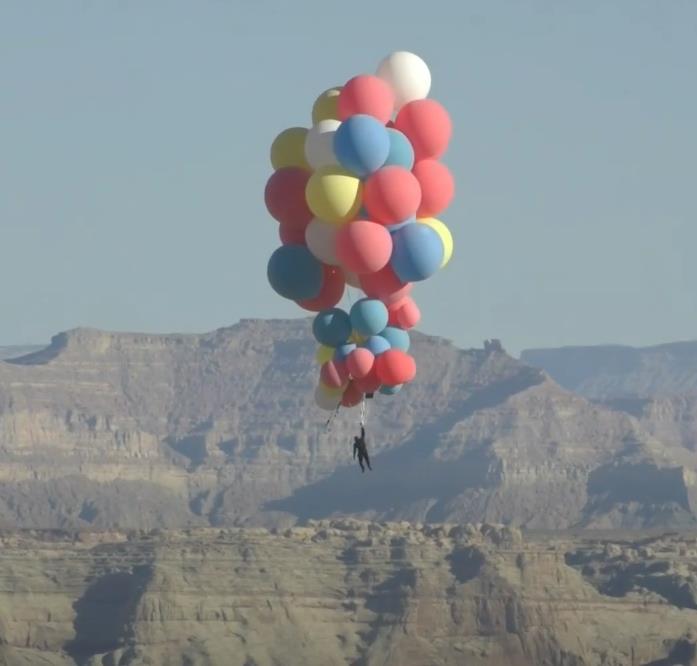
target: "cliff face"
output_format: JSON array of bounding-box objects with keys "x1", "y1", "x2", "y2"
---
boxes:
[
  {"x1": 0, "y1": 522, "x2": 695, "y2": 666},
  {"x1": 0, "y1": 320, "x2": 696, "y2": 531}
]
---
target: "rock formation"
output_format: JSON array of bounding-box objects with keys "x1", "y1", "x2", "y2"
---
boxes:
[
  {"x1": 1, "y1": 321, "x2": 696, "y2": 530},
  {"x1": 0, "y1": 522, "x2": 696, "y2": 666}
]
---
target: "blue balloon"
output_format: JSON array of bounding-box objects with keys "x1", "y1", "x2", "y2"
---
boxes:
[
  {"x1": 390, "y1": 223, "x2": 444, "y2": 282},
  {"x1": 380, "y1": 326, "x2": 410, "y2": 351},
  {"x1": 312, "y1": 308, "x2": 352, "y2": 346},
  {"x1": 350, "y1": 298, "x2": 389, "y2": 336},
  {"x1": 334, "y1": 342, "x2": 357, "y2": 361},
  {"x1": 384, "y1": 129, "x2": 415, "y2": 169},
  {"x1": 386, "y1": 217, "x2": 415, "y2": 234},
  {"x1": 333, "y1": 115, "x2": 390, "y2": 178},
  {"x1": 380, "y1": 384, "x2": 403, "y2": 395},
  {"x1": 267, "y1": 245, "x2": 323, "y2": 300},
  {"x1": 362, "y1": 335, "x2": 391, "y2": 356}
]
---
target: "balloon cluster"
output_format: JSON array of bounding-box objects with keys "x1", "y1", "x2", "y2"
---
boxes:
[{"x1": 265, "y1": 51, "x2": 454, "y2": 411}]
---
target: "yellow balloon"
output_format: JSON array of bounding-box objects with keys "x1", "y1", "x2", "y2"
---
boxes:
[
  {"x1": 319, "y1": 381, "x2": 344, "y2": 397},
  {"x1": 312, "y1": 87, "x2": 342, "y2": 124},
  {"x1": 349, "y1": 331, "x2": 366, "y2": 344},
  {"x1": 270, "y1": 127, "x2": 310, "y2": 170},
  {"x1": 418, "y1": 217, "x2": 453, "y2": 268},
  {"x1": 315, "y1": 344, "x2": 335, "y2": 364},
  {"x1": 305, "y1": 166, "x2": 362, "y2": 224}
]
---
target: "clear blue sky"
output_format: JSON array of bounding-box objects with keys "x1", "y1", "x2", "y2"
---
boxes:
[{"x1": 2, "y1": 1, "x2": 696, "y2": 354}]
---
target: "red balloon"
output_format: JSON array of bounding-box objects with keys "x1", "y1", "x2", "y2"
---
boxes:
[
  {"x1": 388, "y1": 297, "x2": 421, "y2": 330},
  {"x1": 363, "y1": 166, "x2": 422, "y2": 225},
  {"x1": 341, "y1": 381, "x2": 364, "y2": 407},
  {"x1": 338, "y1": 75, "x2": 394, "y2": 124},
  {"x1": 346, "y1": 347, "x2": 375, "y2": 380},
  {"x1": 336, "y1": 220, "x2": 393, "y2": 275},
  {"x1": 320, "y1": 359, "x2": 349, "y2": 389},
  {"x1": 413, "y1": 160, "x2": 455, "y2": 217},
  {"x1": 279, "y1": 223, "x2": 307, "y2": 245},
  {"x1": 298, "y1": 265, "x2": 345, "y2": 312},
  {"x1": 396, "y1": 298, "x2": 421, "y2": 329},
  {"x1": 375, "y1": 349, "x2": 416, "y2": 385},
  {"x1": 264, "y1": 167, "x2": 313, "y2": 229},
  {"x1": 354, "y1": 367, "x2": 381, "y2": 393},
  {"x1": 359, "y1": 265, "x2": 412, "y2": 305},
  {"x1": 395, "y1": 99, "x2": 452, "y2": 161}
]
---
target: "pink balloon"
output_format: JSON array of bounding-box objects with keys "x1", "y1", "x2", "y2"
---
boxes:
[
  {"x1": 363, "y1": 166, "x2": 422, "y2": 225},
  {"x1": 397, "y1": 298, "x2": 421, "y2": 329},
  {"x1": 297, "y1": 265, "x2": 345, "y2": 312},
  {"x1": 412, "y1": 160, "x2": 455, "y2": 217},
  {"x1": 375, "y1": 349, "x2": 416, "y2": 385},
  {"x1": 354, "y1": 367, "x2": 381, "y2": 393},
  {"x1": 388, "y1": 297, "x2": 421, "y2": 330},
  {"x1": 320, "y1": 359, "x2": 349, "y2": 389},
  {"x1": 341, "y1": 381, "x2": 364, "y2": 407},
  {"x1": 338, "y1": 75, "x2": 394, "y2": 124},
  {"x1": 395, "y1": 99, "x2": 452, "y2": 161},
  {"x1": 336, "y1": 220, "x2": 393, "y2": 275},
  {"x1": 264, "y1": 167, "x2": 313, "y2": 229},
  {"x1": 359, "y1": 265, "x2": 412, "y2": 305},
  {"x1": 346, "y1": 347, "x2": 375, "y2": 380}
]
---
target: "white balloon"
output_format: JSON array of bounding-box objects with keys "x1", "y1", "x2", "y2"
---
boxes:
[
  {"x1": 376, "y1": 51, "x2": 431, "y2": 110},
  {"x1": 304, "y1": 119, "x2": 341, "y2": 169},
  {"x1": 315, "y1": 385, "x2": 340, "y2": 411},
  {"x1": 305, "y1": 218, "x2": 340, "y2": 266}
]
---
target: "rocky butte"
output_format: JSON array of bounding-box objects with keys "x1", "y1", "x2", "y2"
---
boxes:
[{"x1": 1, "y1": 321, "x2": 697, "y2": 665}]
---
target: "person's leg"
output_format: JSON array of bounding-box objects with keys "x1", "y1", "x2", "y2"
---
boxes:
[{"x1": 358, "y1": 455, "x2": 365, "y2": 472}]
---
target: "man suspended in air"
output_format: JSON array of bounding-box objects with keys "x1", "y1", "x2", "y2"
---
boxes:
[{"x1": 353, "y1": 426, "x2": 371, "y2": 473}]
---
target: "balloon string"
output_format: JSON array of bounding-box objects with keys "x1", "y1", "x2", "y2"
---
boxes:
[
  {"x1": 360, "y1": 395, "x2": 367, "y2": 428},
  {"x1": 325, "y1": 401, "x2": 341, "y2": 432}
]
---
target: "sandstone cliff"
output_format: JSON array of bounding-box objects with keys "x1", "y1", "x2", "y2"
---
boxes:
[
  {"x1": 0, "y1": 522, "x2": 695, "y2": 666},
  {"x1": 0, "y1": 321, "x2": 695, "y2": 530}
]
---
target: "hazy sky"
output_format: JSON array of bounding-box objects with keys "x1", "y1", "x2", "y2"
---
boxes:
[{"x1": 2, "y1": 1, "x2": 696, "y2": 354}]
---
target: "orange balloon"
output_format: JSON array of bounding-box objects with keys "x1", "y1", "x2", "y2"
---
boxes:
[
  {"x1": 338, "y1": 75, "x2": 394, "y2": 124},
  {"x1": 375, "y1": 349, "x2": 416, "y2": 385},
  {"x1": 336, "y1": 220, "x2": 393, "y2": 275},
  {"x1": 394, "y1": 99, "x2": 452, "y2": 161},
  {"x1": 413, "y1": 159, "x2": 454, "y2": 217}
]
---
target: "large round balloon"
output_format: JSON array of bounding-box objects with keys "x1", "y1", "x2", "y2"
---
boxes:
[
  {"x1": 338, "y1": 75, "x2": 394, "y2": 124},
  {"x1": 350, "y1": 299, "x2": 389, "y2": 337},
  {"x1": 315, "y1": 384, "x2": 340, "y2": 410},
  {"x1": 305, "y1": 166, "x2": 362, "y2": 224},
  {"x1": 267, "y1": 245, "x2": 323, "y2": 300},
  {"x1": 265, "y1": 168, "x2": 313, "y2": 229},
  {"x1": 394, "y1": 99, "x2": 452, "y2": 161},
  {"x1": 413, "y1": 160, "x2": 454, "y2": 217},
  {"x1": 375, "y1": 349, "x2": 416, "y2": 385},
  {"x1": 305, "y1": 218, "x2": 340, "y2": 266},
  {"x1": 346, "y1": 347, "x2": 375, "y2": 380},
  {"x1": 376, "y1": 51, "x2": 431, "y2": 110},
  {"x1": 320, "y1": 359, "x2": 349, "y2": 389},
  {"x1": 418, "y1": 217, "x2": 453, "y2": 267},
  {"x1": 333, "y1": 115, "x2": 390, "y2": 177},
  {"x1": 341, "y1": 381, "x2": 364, "y2": 407},
  {"x1": 359, "y1": 264, "x2": 412, "y2": 305},
  {"x1": 363, "y1": 166, "x2": 421, "y2": 225},
  {"x1": 362, "y1": 335, "x2": 391, "y2": 356},
  {"x1": 270, "y1": 127, "x2": 310, "y2": 170},
  {"x1": 278, "y1": 223, "x2": 307, "y2": 246},
  {"x1": 305, "y1": 119, "x2": 341, "y2": 169},
  {"x1": 334, "y1": 342, "x2": 357, "y2": 361},
  {"x1": 336, "y1": 220, "x2": 392, "y2": 275},
  {"x1": 312, "y1": 308, "x2": 352, "y2": 346},
  {"x1": 390, "y1": 222, "x2": 444, "y2": 282},
  {"x1": 384, "y1": 128, "x2": 415, "y2": 170},
  {"x1": 297, "y1": 265, "x2": 345, "y2": 312},
  {"x1": 312, "y1": 87, "x2": 341, "y2": 124},
  {"x1": 380, "y1": 326, "x2": 410, "y2": 351}
]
